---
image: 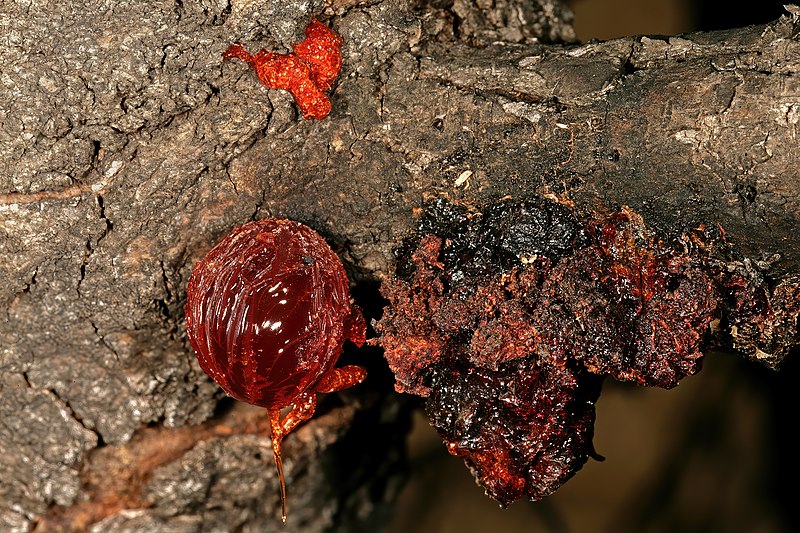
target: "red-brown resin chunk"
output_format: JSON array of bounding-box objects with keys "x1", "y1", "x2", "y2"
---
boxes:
[
  {"x1": 185, "y1": 218, "x2": 366, "y2": 522},
  {"x1": 375, "y1": 198, "x2": 799, "y2": 506},
  {"x1": 223, "y1": 18, "x2": 343, "y2": 119}
]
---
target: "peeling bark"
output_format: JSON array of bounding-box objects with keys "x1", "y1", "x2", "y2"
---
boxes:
[{"x1": 1, "y1": 0, "x2": 798, "y2": 530}]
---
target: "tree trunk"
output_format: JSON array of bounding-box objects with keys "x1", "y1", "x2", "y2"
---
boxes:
[{"x1": 1, "y1": 0, "x2": 798, "y2": 531}]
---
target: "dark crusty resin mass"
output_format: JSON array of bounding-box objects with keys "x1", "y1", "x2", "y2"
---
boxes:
[
  {"x1": 375, "y1": 197, "x2": 799, "y2": 506},
  {"x1": 185, "y1": 218, "x2": 366, "y2": 523}
]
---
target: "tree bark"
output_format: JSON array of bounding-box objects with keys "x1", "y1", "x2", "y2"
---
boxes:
[{"x1": 1, "y1": 0, "x2": 798, "y2": 530}]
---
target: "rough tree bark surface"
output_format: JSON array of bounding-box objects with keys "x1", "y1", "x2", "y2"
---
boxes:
[{"x1": 1, "y1": 0, "x2": 798, "y2": 531}]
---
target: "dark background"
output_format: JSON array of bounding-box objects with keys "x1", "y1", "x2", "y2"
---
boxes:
[
  {"x1": 389, "y1": 2, "x2": 798, "y2": 532},
  {"x1": 571, "y1": 0, "x2": 787, "y2": 40}
]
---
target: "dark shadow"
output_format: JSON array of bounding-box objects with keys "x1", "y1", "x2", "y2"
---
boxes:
[{"x1": 692, "y1": 0, "x2": 787, "y2": 31}]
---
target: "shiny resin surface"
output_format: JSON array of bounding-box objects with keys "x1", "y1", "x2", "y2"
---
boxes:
[{"x1": 185, "y1": 218, "x2": 366, "y2": 523}]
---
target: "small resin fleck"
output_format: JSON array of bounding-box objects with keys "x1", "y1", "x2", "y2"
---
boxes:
[{"x1": 223, "y1": 18, "x2": 344, "y2": 119}]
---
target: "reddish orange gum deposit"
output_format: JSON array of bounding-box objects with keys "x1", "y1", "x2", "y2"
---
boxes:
[
  {"x1": 185, "y1": 219, "x2": 367, "y2": 523},
  {"x1": 223, "y1": 18, "x2": 343, "y2": 119}
]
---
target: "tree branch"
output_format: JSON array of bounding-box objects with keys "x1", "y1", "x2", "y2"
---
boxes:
[{"x1": 1, "y1": 0, "x2": 797, "y2": 530}]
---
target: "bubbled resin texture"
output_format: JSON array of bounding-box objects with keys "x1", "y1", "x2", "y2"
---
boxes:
[
  {"x1": 185, "y1": 218, "x2": 366, "y2": 523},
  {"x1": 223, "y1": 18, "x2": 343, "y2": 119}
]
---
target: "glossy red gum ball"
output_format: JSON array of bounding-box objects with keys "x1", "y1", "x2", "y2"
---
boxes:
[{"x1": 185, "y1": 218, "x2": 367, "y2": 524}]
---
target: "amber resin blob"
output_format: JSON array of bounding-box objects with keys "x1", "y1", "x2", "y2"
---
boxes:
[{"x1": 185, "y1": 219, "x2": 366, "y2": 523}]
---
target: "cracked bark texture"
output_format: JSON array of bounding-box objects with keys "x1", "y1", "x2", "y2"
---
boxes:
[{"x1": 0, "y1": 0, "x2": 798, "y2": 531}]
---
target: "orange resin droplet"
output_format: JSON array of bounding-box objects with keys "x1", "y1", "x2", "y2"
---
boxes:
[
  {"x1": 222, "y1": 18, "x2": 343, "y2": 120},
  {"x1": 185, "y1": 219, "x2": 367, "y2": 523}
]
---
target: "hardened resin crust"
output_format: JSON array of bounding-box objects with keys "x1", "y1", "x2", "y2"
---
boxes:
[{"x1": 376, "y1": 197, "x2": 799, "y2": 505}]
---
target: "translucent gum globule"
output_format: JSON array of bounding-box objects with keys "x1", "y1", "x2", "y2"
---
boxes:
[{"x1": 185, "y1": 218, "x2": 366, "y2": 523}]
